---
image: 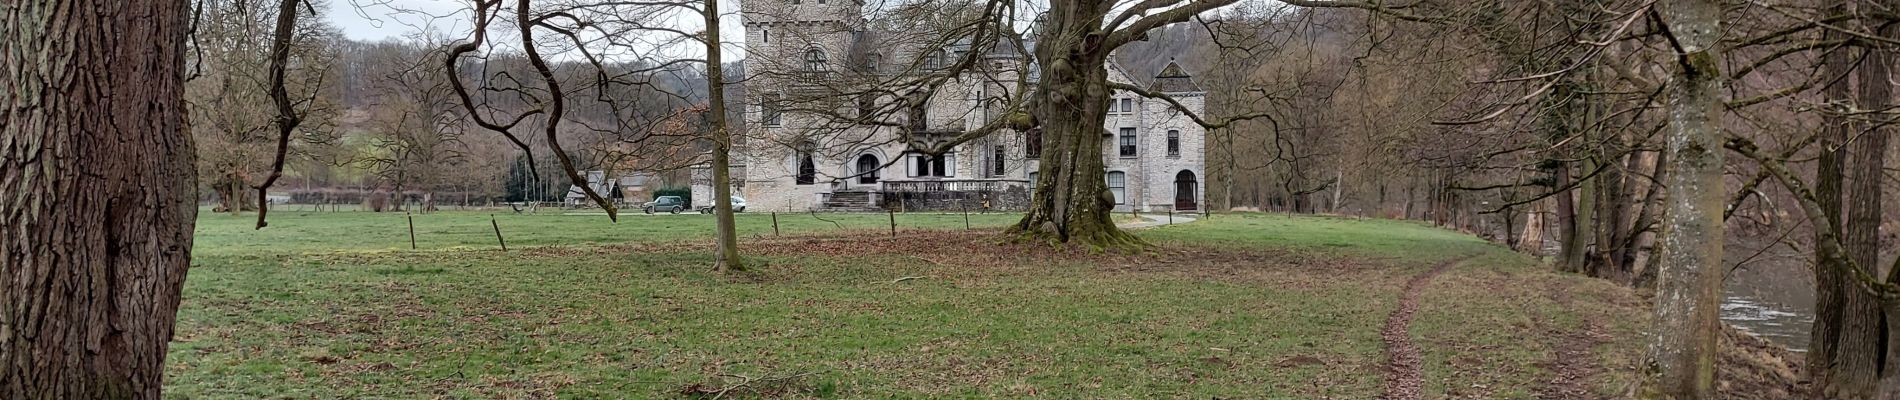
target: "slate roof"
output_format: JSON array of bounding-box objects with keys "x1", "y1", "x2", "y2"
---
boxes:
[{"x1": 1149, "y1": 61, "x2": 1201, "y2": 93}]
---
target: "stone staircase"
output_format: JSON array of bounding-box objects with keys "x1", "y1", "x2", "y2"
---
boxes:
[{"x1": 815, "y1": 190, "x2": 881, "y2": 212}]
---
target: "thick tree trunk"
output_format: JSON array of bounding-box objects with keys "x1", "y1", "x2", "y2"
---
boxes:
[
  {"x1": 0, "y1": 1, "x2": 196, "y2": 398},
  {"x1": 1643, "y1": 1, "x2": 1725, "y2": 397},
  {"x1": 1010, "y1": 1, "x2": 1143, "y2": 250},
  {"x1": 1811, "y1": 8, "x2": 1852, "y2": 396},
  {"x1": 1857, "y1": 10, "x2": 1897, "y2": 396},
  {"x1": 705, "y1": 0, "x2": 743, "y2": 272}
]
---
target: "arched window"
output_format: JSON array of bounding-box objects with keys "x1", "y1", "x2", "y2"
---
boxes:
[
  {"x1": 1174, "y1": 170, "x2": 1198, "y2": 210},
  {"x1": 1106, "y1": 171, "x2": 1126, "y2": 205},
  {"x1": 1167, "y1": 130, "x2": 1180, "y2": 157},
  {"x1": 856, "y1": 154, "x2": 880, "y2": 184},
  {"x1": 795, "y1": 141, "x2": 816, "y2": 185},
  {"x1": 804, "y1": 48, "x2": 828, "y2": 72}
]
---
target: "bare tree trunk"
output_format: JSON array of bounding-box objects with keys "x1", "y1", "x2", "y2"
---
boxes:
[
  {"x1": 1643, "y1": 1, "x2": 1725, "y2": 397},
  {"x1": 1575, "y1": 159, "x2": 1599, "y2": 277},
  {"x1": 1856, "y1": 8, "x2": 1897, "y2": 396},
  {"x1": 1811, "y1": 6, "x2": 1853, "y2": 395},
  {"x1": 705, "y1": 0, "x2": 743, "y2": 272},
  {"x1": 1629, "y1": 149, "x2": 1668, "y2": 289},
  {"x1": 0, "y1": 1, "x2": 195, "y2": 397},
  {"x1": 1556, "y1": 164, "x2": 1584, "y2": 273}
]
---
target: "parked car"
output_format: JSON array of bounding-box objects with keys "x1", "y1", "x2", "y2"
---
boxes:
[
  {"x1": 698, "y1": 196, "x2": 747, "y2": 214},
  {"x1": 642, "y1": 196, "x2": 688, "y2": 214}
]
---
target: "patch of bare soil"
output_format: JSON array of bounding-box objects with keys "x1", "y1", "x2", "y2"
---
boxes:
[
  {"x1": 1380, "y1": 255, "x2": 1474, "y2": 400},
  {"x1": 1718, "y1": 326, "x2": 1805, "y2": 399}
]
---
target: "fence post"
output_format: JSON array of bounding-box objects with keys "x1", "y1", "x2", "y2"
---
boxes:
[
  {"x1": 406, "y1": 213, "x2": 418, "y2": 250},
  {"x1": 771, "y1": 212, "x2": 780, "y2": 236},
  {"x1": 888, "y1": 209, "x2": 897, "y2": 237},
  {"x1": 1168, "y1": 209, "x2": 1174, "y2": 225},
  {"x1": 491, "y1": 214, "x2": 508, "y2": 251},
  {"x1": 963, "y1": 204, "x2": 971, "y2": 230}
]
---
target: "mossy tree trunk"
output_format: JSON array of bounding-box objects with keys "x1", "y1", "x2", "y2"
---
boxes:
[
  {"x1": 0, "y1": 0, "x2": 196, "y2": 397},
  {"x1": 1008, "y1": 0, "x2": 1144, "y2": 250},
  {"x1": 1643, "y1": 0, "x2": 1726, "y2": 397}
]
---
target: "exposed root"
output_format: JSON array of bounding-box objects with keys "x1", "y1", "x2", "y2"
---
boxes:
[{"x1": 1002, "y1": 223, "x2": 1152, "y2": 254}]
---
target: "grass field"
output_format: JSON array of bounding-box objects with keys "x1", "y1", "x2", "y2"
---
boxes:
[{"x1": 168, "y1": 210, "x2": 1646, "y2": 398}]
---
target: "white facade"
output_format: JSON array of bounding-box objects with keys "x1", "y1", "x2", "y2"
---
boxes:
[{"x1": 734, "y1": 1, "x2": 1205, "y2": 212}]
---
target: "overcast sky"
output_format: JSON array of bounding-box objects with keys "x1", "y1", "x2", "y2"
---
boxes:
[
  {"x1": 323, "y1": 0, "x2": 751, "y2": 60},
  {"x1": 325, "y1": 0, "x2": 473, "y2": 42}
]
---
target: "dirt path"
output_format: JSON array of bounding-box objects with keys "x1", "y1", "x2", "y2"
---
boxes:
[
  {"x1": 1380, "y1": 256, "x2": 1473, "y2": 400},
  {"x1": 1535, "y1": 284, "x2": 1609, "y2": 400}
]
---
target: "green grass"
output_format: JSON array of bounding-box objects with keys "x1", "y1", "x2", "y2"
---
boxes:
[
  {"x1": 168, "y1": 210, "x2": 1645, "y2": 398},
  {"x1": 193, "y1": 209, "x2": 1024, "y2": 256},
  {"x1": 1141, "y1": 213, "x2": 1494, "y2": 264}
]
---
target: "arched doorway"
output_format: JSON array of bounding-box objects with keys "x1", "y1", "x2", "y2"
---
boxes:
[
  {"x1": 855, "y1": 154, "x2": 879, "y2": 184},
  {"x1": 1174, "y1": 170, "x2": 1198, "y2": 210}
]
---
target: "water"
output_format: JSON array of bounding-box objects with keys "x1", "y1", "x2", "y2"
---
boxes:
[
  {"x1": 1722, "y1": 295, "x2": 1813, "y2": 352},
  {"x1": 1722, "y1": 253, "x2": 1817, "y2": 352}
]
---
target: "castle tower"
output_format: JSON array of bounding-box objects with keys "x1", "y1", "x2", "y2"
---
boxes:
[{"x1": 741, "y1": 0, "x2": 863, "y2": 92}]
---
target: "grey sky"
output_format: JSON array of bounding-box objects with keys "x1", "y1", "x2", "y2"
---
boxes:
[{"x1": 322, "y1": 0, "x2": 750, "y2": 60}]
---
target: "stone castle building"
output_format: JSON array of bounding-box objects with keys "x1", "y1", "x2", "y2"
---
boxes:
[{"x1": 718, "y1": 0, "x2": 1206, "y2": 213}]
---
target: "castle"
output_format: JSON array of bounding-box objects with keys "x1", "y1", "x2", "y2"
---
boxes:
[{"x1": 709, "y1": 0, "x2": 1206, "y2": 213}]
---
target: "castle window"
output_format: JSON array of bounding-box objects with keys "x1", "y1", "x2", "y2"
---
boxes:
[
  {"x1": 923, "y1": 50, "x2": 945, "y2": 70},
  {"x1": 1024, "y1": 128, "x2": 1041, "y2": 159},
  {"x1": 762, "y1": 93, "x2": 782, "y2": 126},
  {"x1": 864, "y1": 53, "x2": 881, "y2": 73},
  {"x1": 795, "y1": 141, "x2": 817, "y2": 185},
  {"x1": 856, "y1": 93, "x2": 877, "y2": 119},
  {"x1": 1107, "y1": 171, "x2": 1126, "y2": 205},
  {"x1": 991, "y1": 145, "x2": 1006, "y2": 177},
  {"x1": 804, "y1": 48, "x2": 828, "y2": 72},
  {"x1": 1167, "y1": 130, "x2": 1180, "y2": 157},
  {"x1": 762, "y1": 29, "x2": 770, "y2": 43},
  {"x1": 856, "y1": 154, "x2": 880, "y2": 184},
  {"x1": 1118, "y1": 127, "x2": 1137, "y2": 157},
  {"x1": 906, "y1": 152, "x2": 952, "y2": 178},
  {"x1": 1120, "y1": 98, "x2": 1133, "y2": 113}
]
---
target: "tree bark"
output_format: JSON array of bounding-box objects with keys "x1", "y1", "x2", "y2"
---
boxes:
[
  {"x1": 1643, "y1": 1, "x2": 1725, "y2": 397},
  {"x1": 705, "y1": 0, "x2": 743, "y2": 272},
  {"x1": 1629, "y1": 149, "x2": 1668, "y2": 289},
  {"x1": 1810, "y1": 6, "x2": 1852, "y2": 396},
  {"x1": 1010, "y1": 0, "x2": 1143, "y2": 250},
  {"x1": 1556, "y1": 163, "x2": 1583, "y2": 273},
  {"x1": 0, "y1": 1, "x2": 196, "y2": 398},
  {"x1": 1857, "y1": 7, "x2": 1897, "y2": 396}
]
